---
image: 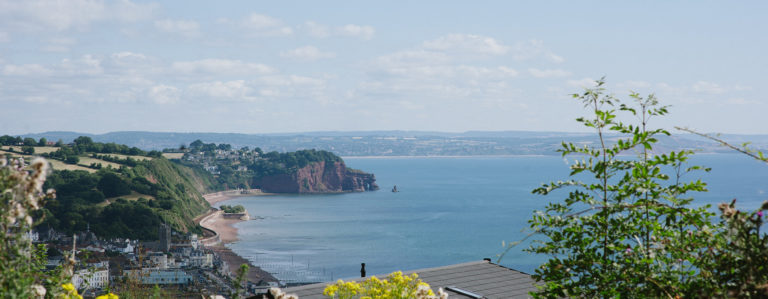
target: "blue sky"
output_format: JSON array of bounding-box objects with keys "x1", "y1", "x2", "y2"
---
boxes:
[{"x1": 1, "y1": 1, "x2": 766, "y2": 134}]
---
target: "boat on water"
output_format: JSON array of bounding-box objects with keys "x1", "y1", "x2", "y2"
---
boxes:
[{"x1": 391, "y1": 185, "x2": 399, "y2": 192}]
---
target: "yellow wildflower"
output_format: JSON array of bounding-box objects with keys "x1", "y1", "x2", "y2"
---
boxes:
[{"x1": 95, "y1": 293, "x2": 119, "y2": 299}]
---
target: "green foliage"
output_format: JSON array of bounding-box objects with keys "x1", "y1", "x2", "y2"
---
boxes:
[
  {"x1": 0, "y1": 135, "x2": 23, "y2": 146},
  {"x1": 1, "y1": 157, "x2": 70, "y2": 298},
  {"x1": 96, "y1": 198, "x2": 162, "y2": 239},
  {"x1": 64, "y1": 155, "x2": 80, "y2": 164},
  {"x1": 23, "y1": 137, "x2": 37, "y2": 146},
  {"x1": 45, "y1": 136, "x2": 149, "y2": 163},
  {"x1": 39, "y1": 157, "x2": 210, "y2": 239},
  {"x1": 220, "y1": 204, "x2": 245, "y2": 213},
  {"x1": 251, "y1": 149, "x2": 342, "y2": 177},
  {"x1": 22, "y1": 145, "x2": 35, "y2": 154},
  {"x1": 518, "y1": 79, "x2": 717, "y2": 297},
  {"x1": 692, "y1": 200, "x2": 768, "y2": 297},
  {"x1": 98, "y1": 172, "x2": 132, "y2": 198},
  {"x1": 231, "y1": 264, "x2": 249, "y2": 299}
]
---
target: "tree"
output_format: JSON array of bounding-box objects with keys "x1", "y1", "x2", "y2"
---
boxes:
[
  {"x1": 73, "y1": 136, "x2": 93, "y2": 146},
  {"x1": 512, "y1": 79, "x2": 716, "y2": 298},
  {"x1": 22, "y1": 137, "x2": 37, "y2": 146},
  {"x1": 21, "y1": 146, "x2": 34, "y2": 155},
  {"x1": 97, "y1": 172, "x2": 131, "y2": 198},
  {"x1": 189, "y1": 140, "x2": 204, "y2": 150},
  {"x1": 37, "y1": 137, "x2": 47, "y2": 146},
  {"x1": 64, "y1": 156, "x2": 79, "y2": 165}
]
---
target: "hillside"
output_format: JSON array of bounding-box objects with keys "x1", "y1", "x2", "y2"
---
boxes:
[
  {"x1": 175, "y1": 143, "x2": 379, "y2": 194},
  {"x1": 0, "y1": 136, "x2": 379, "y2": 240},
  {"x1": 0, "y1": 139, "x2": 218, "y2": 240}
]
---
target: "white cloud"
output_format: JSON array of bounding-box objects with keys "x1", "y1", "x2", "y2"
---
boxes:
[
  {"x1": 148, "y1": 84, "x2": 179, "y2": 104},
  {"x1": 511, "y1": 40, "x2": 564, "y2": 63},
  {"x1": 337, "y1": 24, "x2": 374, "y2": 40},
  {"x1": 233, "y1": 13, "x2": 293, "y2": 36},
  {"x1": 23, "y1": 96, "x2": 50, "y2": 103},
  {"x1": 111, "y1": 51, "x2": 147, "y2": 62},
  {"x1": 189, "y1": 80, "x2": 255, "y2": 101},
  {"x1": 529, "y1": 68, "x2": 571, "y2": 78},
  {"x1": 280, "y1": 46, "x2": 335, "y2": 61},
  {"x1": 42, "y1": 37, "x2": 77, "y2": 52},
  {"x1": 302, "y1": 21, "x2": 375, "y2": 40},
  {"x1": 0, "y1": 31, "x2": 9, "y2": 43},
  {"x1": 361, "y1": 35, "x2": 532, "y2": 102},
  {"x1": 154, "y1": 19, "x2": 200, "y2": 37},
  {"x1": 692, "y1": 81, "x2": 726, "y2": 94},
  {"x1": 172, "y1": 59, "x2": 274, "y2": 75},
  {"x1": 417, "y1": 35, "x2": 563, "y2": 63},
  {"x1": 2, "y1": 64, "x2": 53, "y2": 76},
  {"x1": 374, "y1": 50, "x2": 452, "y2": 68},
  {"x1": 616, "y1": 80, "x2": 652, "y2": 89},
  {"x1": 303, "y1": 21, "x2": 329, "y2": 38},
  {"x1": 60, "y1": 55, "x2": 103, "y2": 75},
  {"x1": 422, "y1": 34, "x2": 508, "y2": 55},
  {"x1": 726, "y1": 98, "x2": 758, "y2": 105},
  {"x1": 566, "y1": 78, "x2": 597, "y2": 88},
  {"x1": 257, "y1": 75, "x2": 325, "y2": 87},
  {"x1": 0, "y1": 0, "x2": 157, "y2": 32},
  {"x1": 111, "y1": 0, "x2": 158, "y2": 22}
]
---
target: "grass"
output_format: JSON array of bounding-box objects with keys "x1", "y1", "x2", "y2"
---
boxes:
[
  {"x1": 162, "y1": 153, "x2": 184, "y2": 159},
  {"x1": 102, "y1": 153, "x2": 153, "y2": 161},
  {"x1": 48, "y1": 159, "x2": 96, "y2": 173},
  {"x1": 99, "y1": 191, "x2": 155, "y2": 207},
  {"x1": 78, "y1": 156, "x2": 125, "y2": 169},
  {"x1": 0, "y1": 149, "x2": 96, "y2": 173},
  {"x1": 0, "y1": 145, "x2": 59, "y2": 154}
]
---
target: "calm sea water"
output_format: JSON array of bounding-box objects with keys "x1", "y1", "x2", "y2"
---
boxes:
[{"x1": 220, "y1": 154, "x2": 768, "y2": 283}]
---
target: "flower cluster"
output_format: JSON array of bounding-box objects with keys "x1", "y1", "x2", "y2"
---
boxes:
[
  {"x1": 2, "y1": 157, "x2": 54, "y2": 227},
  {"x1": 59, "y1": 283, "x2": 83, "y2": 299},
  {"x1": 322, "y1": 271, "x2": 448, "y2": 299}
]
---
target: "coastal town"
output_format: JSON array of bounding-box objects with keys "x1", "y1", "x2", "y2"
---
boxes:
[{"x1": 29, "y1": 190, "x2": 278, "y2": 298}]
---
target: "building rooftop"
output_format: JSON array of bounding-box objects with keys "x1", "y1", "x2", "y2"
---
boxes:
[{"x1": 284, "y1": 260, "x2": 539, "y2": 299}]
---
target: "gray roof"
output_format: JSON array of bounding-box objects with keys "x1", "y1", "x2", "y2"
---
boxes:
[{"x1": 284, "y1": 260, "x2": 539, "y2": 299}]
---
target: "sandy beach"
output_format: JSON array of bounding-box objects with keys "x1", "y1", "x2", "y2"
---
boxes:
[
  {"x1": 199, "y1": 189, "x2": 278, "y2": 283},
  {"x1": 204, "y1": 188, "x2": 272, "y2": 205}
]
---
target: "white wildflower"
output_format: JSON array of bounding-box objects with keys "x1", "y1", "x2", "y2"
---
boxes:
[{"x1": 30, "y1": 284, "x2": 46, "y2": 298}]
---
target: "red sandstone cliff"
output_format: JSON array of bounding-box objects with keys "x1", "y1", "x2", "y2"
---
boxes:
[{"x1": 254, "y1": 161, "x2": 379, "y2": 193}]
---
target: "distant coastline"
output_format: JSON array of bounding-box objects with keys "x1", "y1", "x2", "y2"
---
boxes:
[{"x1": 342, "y1": 154, "x2": 551, "y2": 159}]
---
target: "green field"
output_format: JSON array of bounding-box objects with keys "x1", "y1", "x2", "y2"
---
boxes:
[
  {"x1": 162, "y1": 152, "x2": 184, "y2": 159},
  {"x1": 0, "y1": 149, "x2": 96, "y2": 173},
  {"x1": 103, "y1": 153, "x2": 153, "y2": 161},
  {"x1": 78, "y1": 156, "x2": 125, "y2": 169}
]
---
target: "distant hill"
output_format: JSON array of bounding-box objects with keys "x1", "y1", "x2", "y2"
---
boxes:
[{"x1": 17, "y1": 130, "x2": 768, "y2": 156}]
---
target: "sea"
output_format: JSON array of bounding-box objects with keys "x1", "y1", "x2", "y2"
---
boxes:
[{"x1": 217, "y1": 154, "x2": 768, "y2": 284}]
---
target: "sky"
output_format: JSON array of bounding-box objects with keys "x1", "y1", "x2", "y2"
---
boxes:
[{"x1": 1, "y1": 0, "x2": 766, "y2": 135}]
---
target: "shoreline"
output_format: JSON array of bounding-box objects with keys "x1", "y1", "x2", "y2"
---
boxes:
[{"x1": 199, "y1": 189, "x2": 278, "y2": 283}]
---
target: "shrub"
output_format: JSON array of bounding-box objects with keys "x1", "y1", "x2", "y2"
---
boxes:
[{"x1": 513, "y1": 79, "x2": 716, "y2": 297}]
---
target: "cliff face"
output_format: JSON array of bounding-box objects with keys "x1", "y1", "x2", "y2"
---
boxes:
[{"x1": 255, "y1": 161, "x2": 379, "y2": 193}]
